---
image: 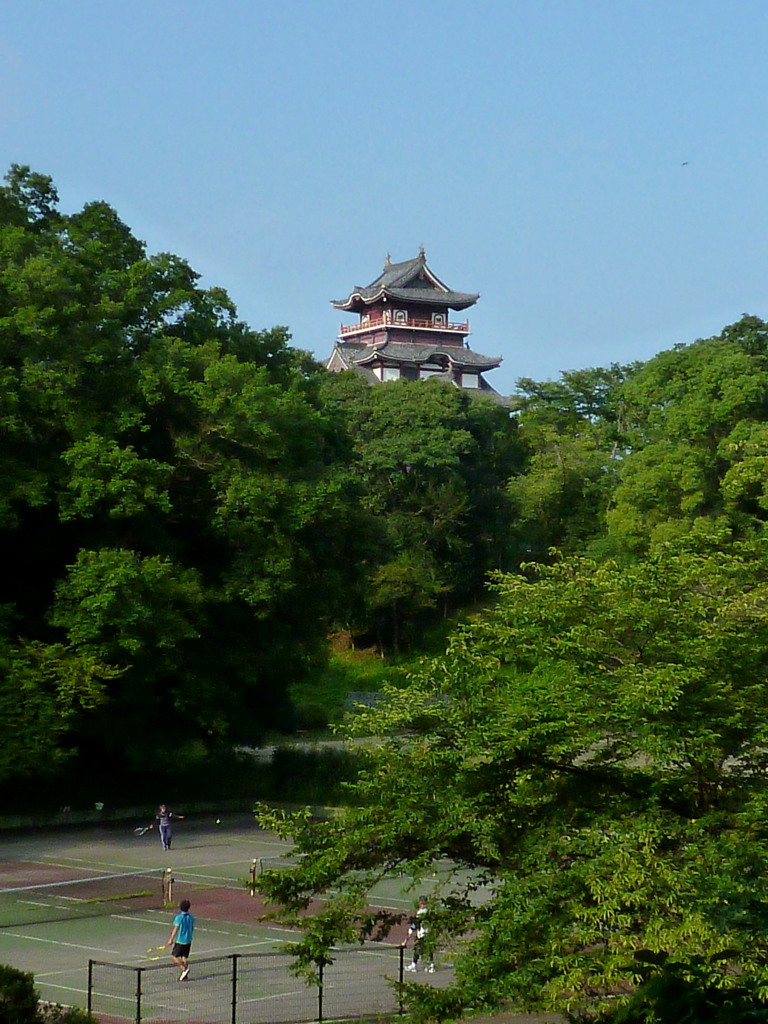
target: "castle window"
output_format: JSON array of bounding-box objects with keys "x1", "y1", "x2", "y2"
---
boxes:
[
  {"x1": 420, "y1": 364, "x2": 443, "y2": 379},
  {"x1": 462, "y1": 373, "x2": 480, "y2": 389},
  {"x1": 382, "y1": 366, "x2": 400, "y2": 382},
  {"x1": 393, "y1": 309, "x2": 407, "y2": 324},
  {"x1": 432, "y1": 312, "x2": 446, "y2": 326}
]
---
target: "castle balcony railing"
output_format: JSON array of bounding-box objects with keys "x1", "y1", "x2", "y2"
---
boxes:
[{"x1": 339, "y1": 313, "x2": 469, "y2": 337}]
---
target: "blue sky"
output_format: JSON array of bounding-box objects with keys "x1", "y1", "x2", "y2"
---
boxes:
[{"x1": 3, "y1": 1, "x2": 768, "y2": 396}]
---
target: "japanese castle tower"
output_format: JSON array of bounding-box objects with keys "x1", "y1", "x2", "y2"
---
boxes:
[{"x1": 326, "y1": 250, "x2": 505, "y2": 400}]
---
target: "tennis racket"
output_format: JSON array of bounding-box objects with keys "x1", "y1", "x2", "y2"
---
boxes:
[
  {"x1": 133, "y1": 825, "x2": 152, "y2": 836},
  {"x1": 146, "y1": 945, "x2": 166, "y2": 960}
]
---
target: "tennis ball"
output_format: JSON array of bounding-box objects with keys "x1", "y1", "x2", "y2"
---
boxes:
[{"x1": 215, "y1": 818, "x2": 221, "y2": 825}]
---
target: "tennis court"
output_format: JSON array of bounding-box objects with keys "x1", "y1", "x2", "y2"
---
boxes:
[{"x1": 0, "y1": 813, "x2": 451, "y2": 1020}]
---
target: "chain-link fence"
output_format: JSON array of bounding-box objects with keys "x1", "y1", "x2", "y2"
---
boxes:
[{"x1": 88, "y1": 944, "x2": 449, "y2": 1023}]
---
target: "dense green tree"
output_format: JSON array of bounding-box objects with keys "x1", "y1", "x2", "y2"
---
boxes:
[
  {"x1": 0, "y1": 963, "x2": 41, "y2": 1024},
  {"x1": 508, "y1": 364, "x2": 639, "y2": 558},
  {"x1": 0, "y1": 961, "x2": 95, "y2": 1023},
  {"x1": 0, "y1": 165, "x2": 362, "y2": 779},
  {"x1": 607, "y1": 316, "x2": 768, "y2": 552},
  {"x1": 0, "y1": 641, "x2": 116, "y2": 782},
  {"x1": 257, "y1": 540, "x2": 768, "y2": 1020},
  {"x1": 317, "y1": 374, "x2": 523, "y2": 649}
]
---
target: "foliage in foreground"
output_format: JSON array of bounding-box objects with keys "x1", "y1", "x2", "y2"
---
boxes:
[
  {"x1": 256, "y1": 540, "x2": 768, "y2": 1020},
  {"x1": 587, "y1": 952, "x2": 768, "y2": 1023},
  {"x1": 0, "y1": 963, "x2": 94, "y2": 1023}
]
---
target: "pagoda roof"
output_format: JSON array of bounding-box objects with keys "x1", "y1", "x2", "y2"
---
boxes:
[
  {"x1": 332, "y1": 249, "x2": 479, "y2": 313},
  {"x1": 327, "y1": 342, "x2": 508, "y2": 404},
  {"x1": 331, "y1": 340, "x2": 501, "y2": 372}
]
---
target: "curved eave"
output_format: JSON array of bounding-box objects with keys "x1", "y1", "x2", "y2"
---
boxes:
[
  {"x1": 333, "y1": 287, "x2": 478, "y2": 313},
  {"x1": 353, "y1": 351, "x2": 501, "y2": 373},
  {"x1": 384, "y1": 287, "x2": 478, "y2": 310},
  {"x1": 331, "y1": 288, "x2": 384, "y2": 313}
]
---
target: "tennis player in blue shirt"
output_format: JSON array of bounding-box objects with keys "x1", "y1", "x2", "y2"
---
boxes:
[{"x1": 166, "y1": 899, "x2": 195, "y2": 980}]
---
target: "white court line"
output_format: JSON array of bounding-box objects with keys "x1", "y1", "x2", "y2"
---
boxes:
[
  {"x1": 0, "y1": 931, "x2": 279, "y2": 967},
  {"x1": 34, "y1": 982, "x2": 88, "y2": 997},
  {"x1": 29, "y1": 854, "x2": 288, "y2": 880},
  {"x1": 111, "y1": 912, "x2": 293, "y2": 937},
  {"x1": 0, "y1": 931, "x2": 126, "y2": 956},
  {"x1": 11, "y1": 864, "x2": 256, "y2": 893},
  {"x1": 35, "y1": 855, "x2": 262, "y2": 868},
  {"x1": 222, "y1": 835, "x2": 280, "y2": 845},
  {"x1": 0, "y1": 913, "x2": 285, "y2": 954},
  {"x1": 238, "y1": 989, "x2": 311, "y2": 1004},
  {"x1": 191, "y1": 941, "x2": 276, "y2": 954},
  {"x1": 192, "y1": 925, "x2": 294, "y2": 940},
  {"x1": 15, "y1": 857, "x2": 169, "y2": 874},
  {"x1": 41, "y1": 839, "x2": 294, "y2": 867}
]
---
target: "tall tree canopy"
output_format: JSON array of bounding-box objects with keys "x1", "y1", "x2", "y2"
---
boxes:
[
  {"x1": 508, "y1": 364, "x2": 638, "y2": 558},
  {"x1": 608, "y1": 316, "x2": 768, "y2": 552},
  {"x1": 317, "y1": 373, "x2": 523, "y2": 650},
  {"x1": 257, "y1": 541, "x2": 768, "y2": 1020},
  {"x1": 0, "y1": 165, "x2": 362, "y2": 779}
]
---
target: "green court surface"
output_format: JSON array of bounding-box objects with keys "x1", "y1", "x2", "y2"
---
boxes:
[
  {"x1": 0, "y1": 814, "x2": 302, "y2": 1010},
  {"x1": 0, "y1": 814, "x2": 478, "y2": 1020}
]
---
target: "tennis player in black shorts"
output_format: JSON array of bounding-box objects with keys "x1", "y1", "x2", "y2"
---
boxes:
[{"x1": 167, "y1": 899, "x2": 195, "y2": 980}]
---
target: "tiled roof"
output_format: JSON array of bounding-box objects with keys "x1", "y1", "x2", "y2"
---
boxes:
[
  {"x1": 334, "y1": 340, "x2": 501, "y2": 371},
  {"x1": 326, "y1": 343, "x2": 509, "y2": 405},
  {"x1": 333, "y1": 250, "x2": 479, "y2": 313}
]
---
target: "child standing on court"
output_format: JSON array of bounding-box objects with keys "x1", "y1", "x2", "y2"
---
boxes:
[
  {"x1": 166, "y1": 898, "x2": 195, "y2": 981},
  {"x1": 404, "y1": 895, "x2": 434, "y2": 973}
]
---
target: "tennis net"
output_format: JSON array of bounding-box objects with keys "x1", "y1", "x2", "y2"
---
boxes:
[
  {"x1": 254, "y1": 854, "x2": 302, "y2": 874},
  {"x1": 0, "y1": 868, "x2": 168, "y2": 928}
]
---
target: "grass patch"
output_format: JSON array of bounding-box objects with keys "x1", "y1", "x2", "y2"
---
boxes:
[
  {"x1": 288, "y1": 616, "x2": 471, "y2": 732},
  {"x1": 82, "y1": 891, "x2": 153, "y2": 903},
  {"x1": 289, "y1": 648, "x2": 412, "y2": 731}
]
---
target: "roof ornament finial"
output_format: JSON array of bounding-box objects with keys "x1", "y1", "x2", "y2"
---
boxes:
[
  {"x1": 418, "y1": 245, "x2": 425, "y2": 259},
  {"x1": 384, "y1": 252, "x2": 391, "y2": 266}
]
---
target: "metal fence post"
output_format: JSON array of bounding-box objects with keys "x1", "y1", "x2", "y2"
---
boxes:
[
  {"x1": 231, "y1": 954, "x2": 239, "y2": 1024},
  {"x1": 317, "y1": 958, "x2": 324, "y2": 1023},
  {"x1": 398, "y1": 945, "x2": 405, "y2": 1014},
  {"x1": 135, "y1": 966, "x2": 142, "y2": 1024},
  {"x1": 88, "y1": 945, "x2": 413, "y2": 1024},
  {"x1": 87, "y1": 960, "x2": 93, "y2": 1014}
]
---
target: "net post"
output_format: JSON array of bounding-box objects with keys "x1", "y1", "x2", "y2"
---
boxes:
[
  {"x1": 87, "y1": 960, "x2": 93, "y2": 1014},
  {"x1": 231, "y1": 953, "x2": 239, "y2": 1024},
  {"x1": 250, "y1": 858, "x2": 257, "y2": 894},
  {"x1": 163, "y1": 867, "x2": 173, "y2": 905}
]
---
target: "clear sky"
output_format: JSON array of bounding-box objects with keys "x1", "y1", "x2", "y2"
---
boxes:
[{"x1": 3, "y1": 1, "x2": 768, "y2": 396}]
